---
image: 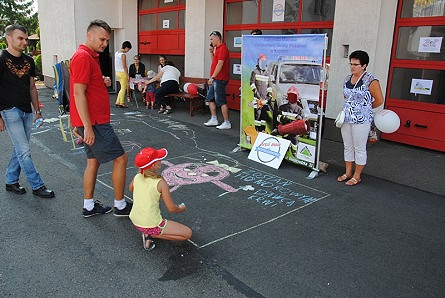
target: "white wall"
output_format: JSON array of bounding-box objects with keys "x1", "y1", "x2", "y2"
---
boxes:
[
  {"x1": 326, "y1": 0, "x2": 397, "y2": 118},
  {"x1": 38, "y1": 0, "x2": 138, "y2": 85},
  {"x1": 38, "y1": 0, "x2": 76, "y2": 86},
  {"x1": 185, "y1": 0, "x2": 224, "y2": 77}
]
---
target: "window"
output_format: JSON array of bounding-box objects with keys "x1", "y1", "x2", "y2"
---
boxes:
[
  {"x1": 226, "y1": 1, "x2": 258, "y2": 24},
  {"x1": 302, "y1": 0, "x2": 336, "y2": 21},
  {"x1": 401, "y1": 0, "x2": 445, "y2": 18},
  {"x1": 260, "y1": 0, "x2": 299, "y2": 23},
  {"x1": 395, "y1": 26, "x2": 445, "y2": 60},
  {"x1": 390, "y1": 68, "x2": 445, "y2": 104}
]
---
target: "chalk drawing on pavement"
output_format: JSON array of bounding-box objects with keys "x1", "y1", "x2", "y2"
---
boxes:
[
  {"x1": 115, "y1": 128, "x2": 132, "y2": 135},
  {"x1": 162, "y1": 160, "x2": 238, "y2": 193}
]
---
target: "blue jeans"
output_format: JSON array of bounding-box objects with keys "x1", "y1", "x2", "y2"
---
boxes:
[
  {"x1": 206, "y1": 79, "x2": 228, "y2": 107},
  {"x1": 0, "y1": 107, "x2": 44, "y2": 189}
]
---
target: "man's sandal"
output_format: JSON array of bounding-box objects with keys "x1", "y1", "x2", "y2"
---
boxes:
[
  {"x1": 345, "y1": 177, "x2": 361, "y2": 186},
  {"x1": 142, "y1": 234, "x2": 155, "y2": 251},
  {"x1": 337, "y1": 174, "x2": 351, "y2": 182}
]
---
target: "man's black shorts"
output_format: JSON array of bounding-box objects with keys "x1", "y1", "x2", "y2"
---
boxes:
[{"x1": 78, "y1": 123, "x2": 125, "y2": 164}]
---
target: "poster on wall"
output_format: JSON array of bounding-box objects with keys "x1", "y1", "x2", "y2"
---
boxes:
[
  {"x1": 272, "y1": 0, "x2": 286, "y2": 22},
  {"x1": 233, "y1": 63, "x2": 242, "y2": 75},
  {"x1": 410, "y1": 78, "x2": 433, "y2": 95},
  {"x1": 240, "y1": 34, "x2": 327, "y2": 170},
  {"x1": 234, "y1": 37, "x2": 242, "y2": 48},
  {"x1": 418, "y1": 37, "x2": 442, "y2": 53}
]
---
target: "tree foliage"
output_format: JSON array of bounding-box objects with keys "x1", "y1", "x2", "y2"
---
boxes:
[{"x1": 0, "y1": 0, "x2": 38, "y2": 37}]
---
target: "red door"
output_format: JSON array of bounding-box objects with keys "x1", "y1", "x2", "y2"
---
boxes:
[
  {"x1": 223, "y1": 0, "x2": 335, "y2": 110},
  {"x1": 384, "y1": 0, "x2": 445, "y2": 152},
  {"x1": 138, "y1": 0, "x2": 185, "y2": 55}
]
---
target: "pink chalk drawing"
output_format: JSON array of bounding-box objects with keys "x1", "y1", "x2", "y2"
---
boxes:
[{"x1": 161, "y1": 161, "x2": 238, "y2": 193}]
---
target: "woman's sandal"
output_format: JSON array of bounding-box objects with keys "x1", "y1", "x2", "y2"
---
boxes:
[
  {"x1": 163, "y1": 109, "x2": 172, "y2": 115},
  {"x1": 337, "y1": 174, "x2": 351, "y2": 182},
  {"x1": 142, "y1": 234, "x2": 155, "y2": 251},
  {"x1": 345, "y1": 177, "x2": 361, "y2": 186},
  {"x1": 158, "y1": 108, "x2": 165, "y2": 114}
]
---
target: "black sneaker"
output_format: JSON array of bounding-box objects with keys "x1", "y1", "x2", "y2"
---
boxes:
[
  {"x1": 83, "y1": 200, "x2": 112, "y2": 218},
  {"x1": 113, "y1": 201, "x2": 133, "y2": 217},
  {"x1": 32, "y1": 185, "x2": 55, "y2": 198},
  {"x1": 6, "y1": 183, "x2": 26, "y2": 195}
]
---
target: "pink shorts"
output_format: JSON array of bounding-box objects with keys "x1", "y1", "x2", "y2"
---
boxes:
[{"x1": 134, "y1": 219, "x2": 167, "y2": 236}]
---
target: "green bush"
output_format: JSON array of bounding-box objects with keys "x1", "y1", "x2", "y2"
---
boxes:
[
  {"x1": 0, "y1": 42, "x2": 7, "y2": 50},
  {"x1": 34, "y1": 54, "x2": 43, "y2": 81}
]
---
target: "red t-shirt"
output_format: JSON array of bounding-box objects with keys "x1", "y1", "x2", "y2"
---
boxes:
[
  {"x1": 210, "y1": 43, "x2": 230, "y2": 81},
  {"x1": 69, "y1": 44, "x2": 110, "y2": 127}
]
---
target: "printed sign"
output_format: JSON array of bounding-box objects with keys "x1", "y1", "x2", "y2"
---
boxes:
[
  {"x1": 272, "y1": 0, "x2": 285, "y2": 22},
  {"x1": 163, "y1": 20, "x2": 170, "y2": 29},
  {"x1": 248, "y1": 132, "x2": 291, "y2": 169},
  {"x1": 164, "y1": 0, "x2": 174, "y2": 3},
  {"x1": 234, "y1": 37, "x2": 242, "y2": 48},
  {"x1": 410, "y1": 78, "x2": 433, "y2": 95},
  {"x1": 233, "y1": 63, "x2": 242, "y2": 75},
  {"x1": 418, "y1": 37, "x2": 442, "y2": 53},
  {"x1": 296, "y1": 141, "x2": 316, "y2": 163}
]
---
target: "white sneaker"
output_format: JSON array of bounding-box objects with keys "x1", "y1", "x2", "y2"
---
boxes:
[
  {"x1": 204, "y1": 118, "x2": 219, "y2": 126},
  {"x1": 216, "y1": 121, "x2": 231, "y2": 130}
]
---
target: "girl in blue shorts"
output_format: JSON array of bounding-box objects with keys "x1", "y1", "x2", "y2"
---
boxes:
[{"x1": 129, "y1": 147, "x2": 192, "y2": 251}]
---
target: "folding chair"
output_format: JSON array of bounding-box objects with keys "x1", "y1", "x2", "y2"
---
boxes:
[
  {"x1": 129, "y1": 79, "x2": 140, "y2": 108},
  {"x1": 53, "y1": 61, "x2": 76, "y2": 148}
]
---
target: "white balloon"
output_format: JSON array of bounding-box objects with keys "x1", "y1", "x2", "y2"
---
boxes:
[{"x1": 374, "y1": 109, "x2": 400, "y2": 133}]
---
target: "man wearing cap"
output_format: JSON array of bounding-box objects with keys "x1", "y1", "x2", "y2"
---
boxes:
[
  {"x1": 70, "y1": 19, "x2": 131, "y2": 217},
  {"x1": 203, "y1": 31, "x2": 231, "y2": 129},
  {"x1": 0, "y1": 24, "x2": 55, "y2": 198}
]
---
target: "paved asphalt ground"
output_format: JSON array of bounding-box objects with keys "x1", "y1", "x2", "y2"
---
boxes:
[{"x1": 1, "y1": 86, "x2": 444, "y2": 297}]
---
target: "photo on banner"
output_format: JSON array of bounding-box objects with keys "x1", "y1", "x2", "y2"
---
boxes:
[{"x1": 240, "y1": 34, "x2": 327, "y2": 170}]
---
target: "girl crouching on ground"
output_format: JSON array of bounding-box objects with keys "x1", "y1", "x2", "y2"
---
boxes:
[{"x1": 129, "y1": 147, "x2": 192, "y2": 251}]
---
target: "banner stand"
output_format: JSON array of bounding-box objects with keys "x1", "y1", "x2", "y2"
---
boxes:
[
  {"x1": 307, "y1": 34, "x2": 330, "y2": 179},
  {"x1": 240, "y1": 34, "x2": 329, "y2": 177}
]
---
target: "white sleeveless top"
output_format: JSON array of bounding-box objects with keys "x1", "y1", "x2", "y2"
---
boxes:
[
  {"x1": 115, "y1": 51, "x2": 125, "y2": 72},
  {"x1": 160, "y1": 65, "x2": 180, "y2": 85}
]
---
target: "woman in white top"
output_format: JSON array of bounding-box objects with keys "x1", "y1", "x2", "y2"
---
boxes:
[
  {"x1": 114, "y1": 41, "x2": 132, "y2": 108},
  {"x1": 145, "y1": 61, "x2": 180, "y2": 115}
]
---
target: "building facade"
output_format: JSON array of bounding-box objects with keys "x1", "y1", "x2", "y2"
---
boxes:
[{"x1": 38, "y1": 0, "x2": 445, "y2": 151}]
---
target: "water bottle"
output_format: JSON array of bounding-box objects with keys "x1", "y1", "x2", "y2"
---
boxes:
[{"x1": 32, "y1": 118, "x2": 43, "y2": 130}]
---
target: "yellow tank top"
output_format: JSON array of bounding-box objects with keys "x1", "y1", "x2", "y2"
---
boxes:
[{"x1": 129, "y1": 174, "x2": 163, "y2": 228}]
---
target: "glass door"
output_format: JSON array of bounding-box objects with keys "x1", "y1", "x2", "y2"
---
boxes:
[{"x1": 384, "y1": 0, "x2": 445, "y2": 151}]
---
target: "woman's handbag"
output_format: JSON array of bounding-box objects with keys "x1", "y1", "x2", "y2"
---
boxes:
[{"x1": 335, "y1": 110, "x2": 345, "y2": 128}]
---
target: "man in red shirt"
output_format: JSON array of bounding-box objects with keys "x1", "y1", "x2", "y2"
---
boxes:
[
  {"x1": 203, "y1": 31, "x2": 231, "y2": 130},
  {"x1": 70, "y1": 20, "x2": 131, "y2": 218}
]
